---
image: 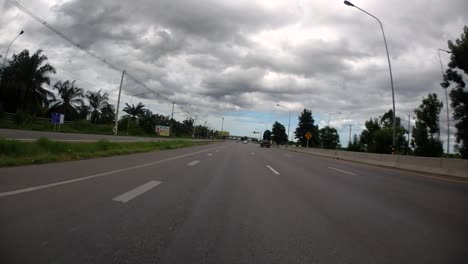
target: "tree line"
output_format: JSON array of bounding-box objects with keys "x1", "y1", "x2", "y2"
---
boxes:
[
  {"x1": 0, "y1": 49, "x2": 214, "y2": 137},
  {"x1": 266, "y1": 26, "x2": 468, "y2": 159}
]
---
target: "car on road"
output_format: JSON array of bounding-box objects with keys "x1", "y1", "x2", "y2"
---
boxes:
[
  {"x1": 243, "y1": 140, "x2": 248, "y2": 144},
  {"x1": 260, "y1": 139, "x2": 270, "y2": 148}
]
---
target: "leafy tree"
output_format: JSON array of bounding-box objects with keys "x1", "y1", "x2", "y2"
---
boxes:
[
  {"x1": 359, "y1": 110, "x2": 407, "y2": 154},
  {"x1": 442, "y1": 26, "x2": 468, "y2": 158},
  {"x1": 0, "y1": 49, "x2": 56, "y2": 114},
  {"x1": 412, "y1": 93, "x2": 444, "y2": 157},
  {"x1": 263, "y1": 129, "x2": 272, "y2": 140},
  {"x1": 348, "y1": 134, "x2": 362, "y2": 152},
  {"x1": 86, "y1": 89, "x2": 110, "y2": 123},
  {"x1": 319, "y1": 126, "x2": 340, "y2": 149},
  {"x1": 294, "y1": 109, "x2": 319, "y2": 147},
  {"x1": 359, "y1": 118, "x2": 380, "y2": 152},
  {"x1": 272, "y1": 121, "x2": 287, "y2": 145},
  {"x1": 50, "y1": 80, "x2": 84, "y2": 121},
  {"x1": 123, "y1": 102, "x2": 145, "y2": 120},
  {"x1": 194, "y1": 124, "x2": 210, "y2": 138}
]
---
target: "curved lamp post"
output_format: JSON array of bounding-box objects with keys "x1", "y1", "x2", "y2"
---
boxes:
[
  {"x1": 437, "y1": 48, "x2": 451, "y2": 154},
  {"x1": 2, "y1": 30, "x2": 24, "y2": 70},
  {"x1": 344, "y1": 1, "x2": 396, "y2": 150}
]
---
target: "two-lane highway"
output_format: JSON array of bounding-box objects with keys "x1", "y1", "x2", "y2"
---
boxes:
[{"x1": 1, "y1": 141, "x2": 468, "y2": 263}]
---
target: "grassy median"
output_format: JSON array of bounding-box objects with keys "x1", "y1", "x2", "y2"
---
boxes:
[{"x1": 0, "y1": 137, "x2": 205, "y2": 167}]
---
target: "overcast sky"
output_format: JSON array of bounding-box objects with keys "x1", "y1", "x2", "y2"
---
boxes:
[{"x1": 1, "y1": 0, "x2": 467, "y2": 148}]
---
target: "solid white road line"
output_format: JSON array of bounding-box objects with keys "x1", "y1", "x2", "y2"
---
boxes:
[
  {"x1": 215, "y1": 150, "x2": 220, "y2": 152},
  {"x1": 6, "y1": 138, "x2": 142, "y2": 142},
  {"x1": 112, "y1": 181, "x2": 162, "y2": 203},
  {"x1": 207, "y1": 153, "x2": 213, "y2": 156},
  {"x1": 328, "y1": 167, "x2": 357, "y2": 176},
  {"x1": 0, "y1": 146, "x2": 223, "y2": 198},
  {"x1": 266, "y1": 165, "x2": 280, "y2": 175},
  {"x1": 251, "y1": 152, "x2": 255, "y2": 155},
  {"x1": 187, "y1": 160, "x2": 200, "y2": 166}
]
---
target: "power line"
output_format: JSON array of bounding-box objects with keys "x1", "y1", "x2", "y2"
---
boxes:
[
  {"x1": 8, "y1": 0, "x2": 122, "y2": 72},
  {"x1": 7, "y1": 0, "x2": 209, "y2": 125}
]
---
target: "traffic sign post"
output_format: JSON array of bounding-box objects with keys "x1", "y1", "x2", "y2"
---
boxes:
[{"x1": 305, "y1": 132, "x2": 312, "y2": 149}]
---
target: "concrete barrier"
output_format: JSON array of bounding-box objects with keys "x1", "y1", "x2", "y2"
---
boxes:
[{"x1": 282, "y1": 146, "x2": 468, "y2": 179}]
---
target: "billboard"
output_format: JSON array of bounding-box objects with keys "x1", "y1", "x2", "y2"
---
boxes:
[
  {"x1": 155, "y1": 125, "x2": 170, "y2": 136},
  {"x1": 219, "y1": 131, "x2": 229, "y2": 137}
]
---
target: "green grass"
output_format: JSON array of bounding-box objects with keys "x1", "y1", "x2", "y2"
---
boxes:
[
  {"x1": 0, "y1": 137, "x2": 206, "y2": 167},
  {"x1": 0, "y1": 118, "x2": 117, "y2": 135}
]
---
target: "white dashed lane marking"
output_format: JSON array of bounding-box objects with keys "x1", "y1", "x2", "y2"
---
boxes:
[
  {"x1": 187, "y1": 160, "x2": 200, "y2": 166},
  {"x1": 266, "y1": 165, "x2": 280, "y2": 175},
  {"x1": 328, "y1": 167, "x2": 357, "y2": 176},
  {"x1": 112, "y1": 181, "x2": 162, "y2": 203}
]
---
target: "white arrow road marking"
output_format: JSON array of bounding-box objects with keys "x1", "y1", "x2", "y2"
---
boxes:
[{"x1": 112, "y1": 181, "x2": 162, "y2": 203}]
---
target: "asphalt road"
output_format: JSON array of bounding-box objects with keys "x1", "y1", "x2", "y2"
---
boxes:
[
  {"x1": 1, "y1": 142, "x2": 467, "y2": 263},
  {"x1": 0, "y1": 128, "x2": 204, "y2": 142}
]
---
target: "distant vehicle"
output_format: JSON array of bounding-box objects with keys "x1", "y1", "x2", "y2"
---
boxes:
[
  {"x1": 260, "y1": 139, "x2": 270, "y2": 148},
  {"x1": 243, "y1": 140, "x2": 248, "y2": 144},
  {"x1": 236, "y1": 139, "x2": 240, "y2": 143}
]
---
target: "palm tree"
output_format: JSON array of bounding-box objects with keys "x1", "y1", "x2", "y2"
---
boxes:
[
  {"x1": 76, "y1": 104, "x2": 91, "y2": 120},
  {"x1": 100, "y1": 103, "x2": 115, "y2": 124},
  {"x1": 86, "y1": 89, "x2": 109, "y2": 123},
  {"x1": 123, "y1": 102, "x2": 146, "y2": 120},
  {"x1": 0, "y1": 49, "x2": 56, "y2": 115},
  {"x1": 50, "y1": 80, "x2": 84, "y2": 121}
]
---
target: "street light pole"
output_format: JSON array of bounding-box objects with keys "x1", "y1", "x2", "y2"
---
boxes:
[
  {"x1": 221, "y1": 117, "x2": 224, "y2": 139},
  {"x1": 407, "y1": 114, "x2": 411, "y2": 155},
  {"x1": 170, "y1": 101, "x2": 175, "y2": 137},
  {"x1": 2, "y1": 30, "x2": 24, "y2": 70},
  {"x1": 344, "y1": 1, "x2": 397, "y2": 150},
  {"x1": 438, "y1": 48, "x2": 451, "y2": 154},
  {"x1": 276, "y1": 104, "x2": 291, "y2": 146}
]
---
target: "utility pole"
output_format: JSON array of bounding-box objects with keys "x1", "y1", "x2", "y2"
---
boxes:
[
  {"x1": 114, "y1": 70, "x2": 125, "y2": 135},
  {"x1": 170, "y1": 101, "x2": 174, "y2": 137},
  {"x1": 348, "y1": 124, "x2": 352, "y2": 145},
  {"x1": 192, "y1": 116, "x2": 197, "y2": 138}
]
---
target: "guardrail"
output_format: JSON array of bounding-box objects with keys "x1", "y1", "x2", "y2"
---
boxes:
[{"x1": 277, "y1": 146, "x2": 468, "y2": 179}]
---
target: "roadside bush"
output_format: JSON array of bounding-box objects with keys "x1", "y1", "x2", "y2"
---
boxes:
[
  {"x1": 14, "y1": 110, "x2": 32, "y2": 125},
  {"x1": 37, "y1": 137, "x2": 67, "y2": 153},
  {"x1": 0, "y1": 103, "x2": 4, "y2": 118},
  {"x1": 96, "y1": 140, "x2": 112, "y2": 151}
]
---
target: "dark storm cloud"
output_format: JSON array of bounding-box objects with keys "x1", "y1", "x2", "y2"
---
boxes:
[{"x1": 0, "y1": 0, "x2": 466, "y2": 141}]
